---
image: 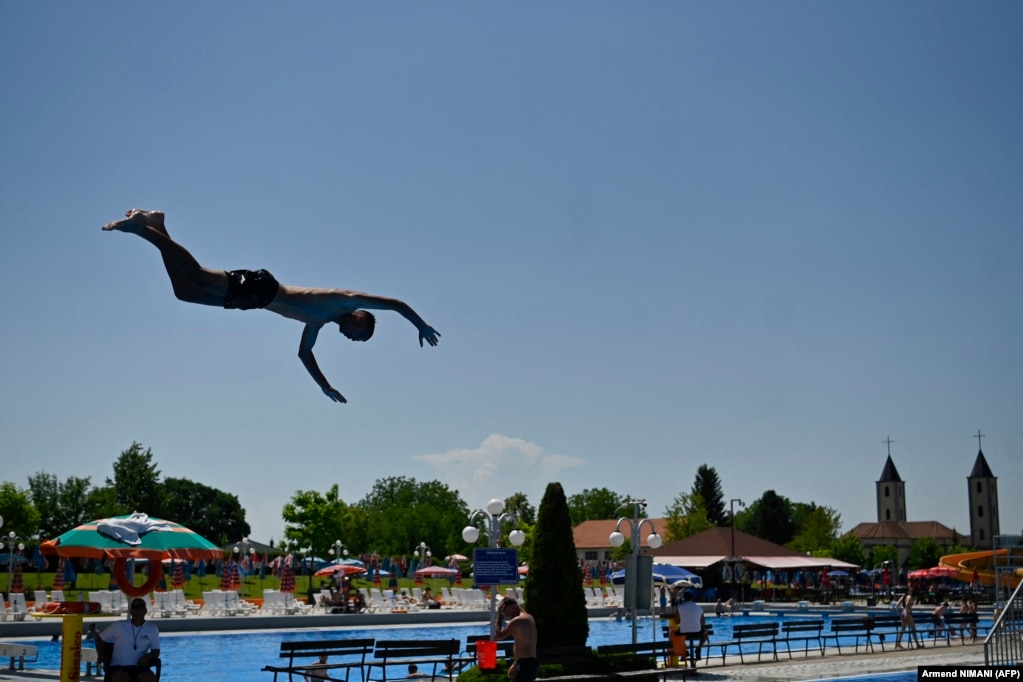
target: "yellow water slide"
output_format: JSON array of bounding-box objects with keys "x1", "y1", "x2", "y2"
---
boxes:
[{"x1": 939, "y1": 548, "x2": 1023, "y2": 589}]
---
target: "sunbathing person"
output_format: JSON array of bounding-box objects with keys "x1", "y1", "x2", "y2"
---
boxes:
[{"x1": 103, "y1": 209, "x2": 440, "y2": 403}]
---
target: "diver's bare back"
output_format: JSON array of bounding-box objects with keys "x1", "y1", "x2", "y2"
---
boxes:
[{"x1": 265, "y1": 286, "x2": 371, "y2": 324}]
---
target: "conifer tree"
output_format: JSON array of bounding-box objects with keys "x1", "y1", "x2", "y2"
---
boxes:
[{"x1": 522, "y1": 482, "x2": 589, "y2": 648}]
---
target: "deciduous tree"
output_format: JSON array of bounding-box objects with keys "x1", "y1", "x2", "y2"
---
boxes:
[
  {"x1": 738, "y1": 490, "x2": 796, "y2": 545},
  {"x1": 357, "y1": 477, "x2": 468, "y2": 559},
  {"x1": 663, "y1": 490, "x2": 713, "y2": 543},
  {"x1": 566, "y1": 487, "x2": 626, "y2": 526},
  {"x1": 161, "y1": 477, "x2": 250, "y2": 546},
  {"x1": 27, "y1": 472, "x2": 98, "y2": 536},
  {"x1": 0, "y1": 482, "x2": 41, "y2": 539}
]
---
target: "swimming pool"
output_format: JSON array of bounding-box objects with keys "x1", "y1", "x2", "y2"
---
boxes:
[{"x1": 17, "y1": 614, "x2": 939, "y2": 681}]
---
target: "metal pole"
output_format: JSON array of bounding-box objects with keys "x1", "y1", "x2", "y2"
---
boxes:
[{"x1": 729, "y1": 499, "x2": 743, "y2": 606}]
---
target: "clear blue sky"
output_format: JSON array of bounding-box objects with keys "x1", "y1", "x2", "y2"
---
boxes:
[{"x1": 2, "y1": 3, "x2": 1020, "y2": 547}]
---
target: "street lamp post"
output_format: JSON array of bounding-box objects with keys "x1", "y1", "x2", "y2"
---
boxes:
[
  {"x1": 414, "y1": 542, "x2": 431, "y2": 571},
  {"x1": 463, "y1": 499, "x2": 526, "y2": 637},
  {"x1": 329, "y1": 540, "x2": 349, "y2": 564},
  {"x1": 234, "y1": 538, "x2": 256, "y2": 595},
  {"x1": 729, "y1": 499, "x2": 745, "y2": 605},
  {"x1": 608, "y1": 499, "x2": 662, "y2": 645}
]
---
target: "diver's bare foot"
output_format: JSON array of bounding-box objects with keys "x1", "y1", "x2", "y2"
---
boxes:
[
  {"x1": 125, "y1": 208, "x2": 166, "y2": 232},
  {"x1": 102, "y1": 212, "x2": 147, "y2": 233}
]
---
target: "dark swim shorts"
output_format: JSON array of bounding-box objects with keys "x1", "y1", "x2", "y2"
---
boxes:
[
  {"x1": 514, "y1": 658, "x2": 539, "y2": 682},
  {"x1": 224, "y1": 269, "x2": 280, "y2": 310}
]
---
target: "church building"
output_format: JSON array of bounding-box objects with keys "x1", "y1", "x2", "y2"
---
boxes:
[{"x1": 848, "y1": 435, "x2": 1000, "y2": 568}]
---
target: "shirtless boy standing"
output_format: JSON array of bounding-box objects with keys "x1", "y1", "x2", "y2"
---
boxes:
[{"x1": 495, "y1": 597, "x2": 538, "y2": 682}]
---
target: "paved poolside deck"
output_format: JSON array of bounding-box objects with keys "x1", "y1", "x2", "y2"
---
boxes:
[{"x1": 0, "y1": 643, "x2": 989, "y2": 681}]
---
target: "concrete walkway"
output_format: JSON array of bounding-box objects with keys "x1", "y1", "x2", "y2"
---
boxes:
[{"x1": 692, "y1": 643, "x2": 986, "y2": 680}]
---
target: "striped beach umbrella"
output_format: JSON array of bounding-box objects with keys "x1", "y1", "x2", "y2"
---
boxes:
[
  {"x1": 229, "y1": 561, "x2": 241, "y2": 591},
  {"x1": 52, "y1": 558, "x2": 67, "y2": 591},
  {"x1": 171, "y1": 560, "x2": 187, "y2": 589},
  {"x1": 219, "y1": 562, "x2": 232, "y2": 591},
  {"x1": 10, "y1": 561, "x2": 24, "y2": 593},
  {"x1": 279, "y1": 554, "x2": 295, "y2": 594}
]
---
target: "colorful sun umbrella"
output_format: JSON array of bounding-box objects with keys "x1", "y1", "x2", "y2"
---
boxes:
[
  {"x1": 314, "y1": 563, "x2": 367, "y2": 578},
  {"x1": 171, "y1": 560, "x2": 186, "y2": 589},
  {"x1": 415, "y1": 565, "x2": 459, "y2": 591},
  {"x1": 279, "y1": 555, "x2": 295, "y2": 594},
  {"x1": 42, "y1": 514, "x2": 223, "y2": 561},
  {"x1": 928, "y1": 565, "x2": 959, "y2": 579},
  {"x1": 41, "y1": 513, "x2": 223, "y2": 598}
]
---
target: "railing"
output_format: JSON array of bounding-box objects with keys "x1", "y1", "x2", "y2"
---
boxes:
[{"x1": 983, "y1": 576, "x2": 1023, "y2": 665}]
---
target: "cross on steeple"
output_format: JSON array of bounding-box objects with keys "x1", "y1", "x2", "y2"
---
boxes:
[
  {"x1": 974, "y1": 430, "x2": 986, "y2": 451},
  {"x1": 883, "y1": 436, "x2": 895, "y2": 457}
]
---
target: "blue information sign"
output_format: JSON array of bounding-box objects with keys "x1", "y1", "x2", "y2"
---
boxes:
[{"x1": 472, "y1": 548, "x2": 520, "y2": 586}]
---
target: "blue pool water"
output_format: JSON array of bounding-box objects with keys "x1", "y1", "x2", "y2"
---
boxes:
[
  {"x1": 808, "y1": 674, "x2": 914, "y2": 682},
  {"x1": 16, "y1": 614, "x2": 939, "y2": 681}
]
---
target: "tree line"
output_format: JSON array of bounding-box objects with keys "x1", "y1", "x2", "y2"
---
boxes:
[{"x1": 0, "y1": 443, "x2": 962, "y2": 570}]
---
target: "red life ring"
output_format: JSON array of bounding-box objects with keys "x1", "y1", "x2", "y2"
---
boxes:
[{"x1": 112, "y1": 557, "x2": 163, "y2": 598}]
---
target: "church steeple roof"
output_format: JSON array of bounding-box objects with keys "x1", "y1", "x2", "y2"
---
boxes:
[
  {"x1": 969, "y1": 450, "x2": 995, "y2": 478},
  {"x1": 879, "y1": 455, "x2": 902, "y2": 482}
]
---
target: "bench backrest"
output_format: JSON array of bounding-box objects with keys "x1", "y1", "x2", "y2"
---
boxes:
[
  {"x1": 596, "y1": 641, "x2": 669, "y2": 656},
  {"x1": 782, "y1": 620, "x2": 823, "y2": 634},
  {"x1": 831, "y1": 619, "x2": 871, "y2": 632},
  {"x1": 373, "y1": 639, "x2": 460, "y2": 660},
  {"x1": 733, "y1": 622, "x2": 779, "y2": 639},
  {"x1": 944, "y1": 613, "x2": 978, "y2": 624},
  {"x1": 870, "y1": 615, "x2": 902, "y2": 629},
  {"x1": 281, "y1": 638, "x2": 375, "y2": 661}
]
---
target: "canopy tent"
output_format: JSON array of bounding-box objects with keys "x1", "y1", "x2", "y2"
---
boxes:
[
  {"x1": 649, "y1": 555, "x2": 727, "y2": 569},
  {"x1": 650, "y1": 527, "x2": 860, "y2": 572}
]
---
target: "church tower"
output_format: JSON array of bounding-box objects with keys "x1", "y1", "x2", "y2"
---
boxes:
[
  {"x1": 876, "y1": 450, "x2": 907, "y2": 523},
  {"x1": 968, "y1": 432, "x2": 999, "y2": 549}
]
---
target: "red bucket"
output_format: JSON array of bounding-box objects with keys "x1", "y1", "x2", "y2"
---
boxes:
[{"x1": 476, "y1": 640, "x2": 497, "y2": 670}]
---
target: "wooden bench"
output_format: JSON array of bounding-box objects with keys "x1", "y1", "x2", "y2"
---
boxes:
[
  {"x1": 596, "y1": 640, "x2": 671, "y2": 670},
  {"x1": 367, "y1": 639, "x2": 461, "y2": 682},
  {"x1": 778, "y1": 620, "x2": 824, "y2": 659},
  {"x1": 827, "y1": 618, "x2": 873, "y2": 655},
  {"x1": 596, "y1": 641, "x2": 688, "y2": 681},
  {"x1": 867, "y1": 614, "x2": 903, "y2": 651},
  {"x1": 262, "y1": 638, "x2": 374, "y2": 682}
]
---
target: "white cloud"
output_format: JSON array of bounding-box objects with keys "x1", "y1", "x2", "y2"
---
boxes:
[{"x1": 414, "y1": 434, "x2": 586, "y2": 510}]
